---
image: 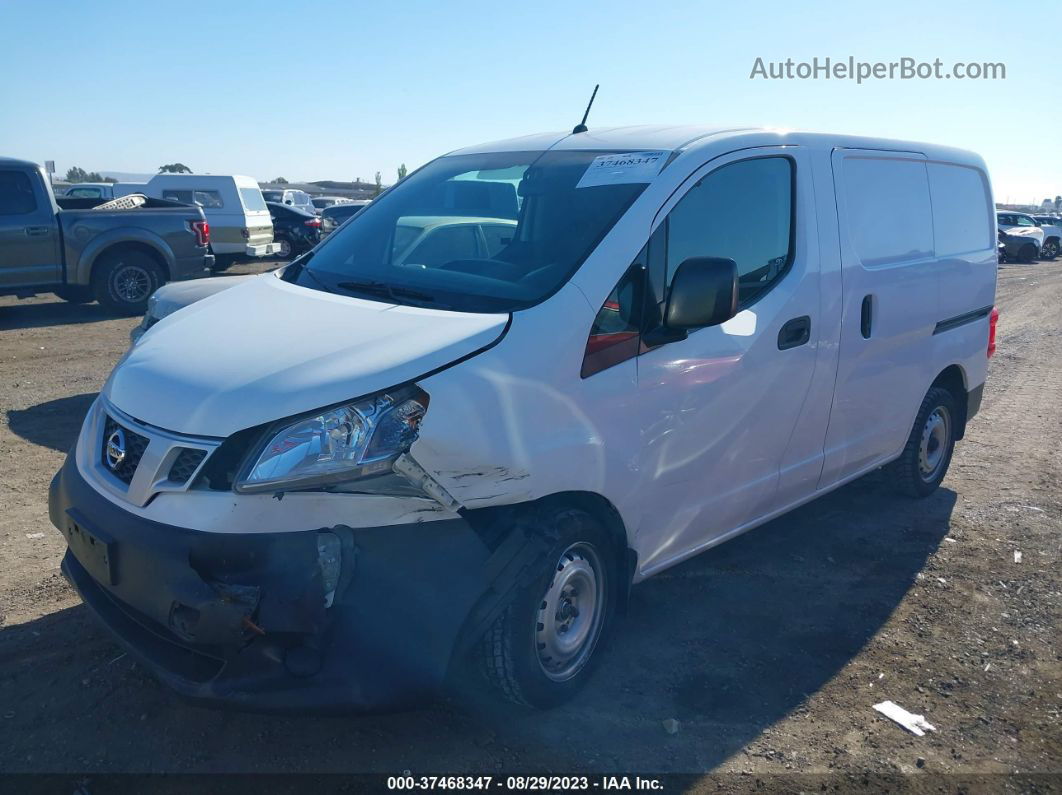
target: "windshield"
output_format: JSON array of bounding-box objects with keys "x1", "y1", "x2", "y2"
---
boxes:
[
  {"x1": 240, "y1": 187, "x2": 268, "y2": 211},
  {"x1": 282, "y1": 150, "x2": 650, "y2": 313}
]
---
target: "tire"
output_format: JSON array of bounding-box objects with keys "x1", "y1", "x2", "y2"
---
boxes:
[
  {"x1": 1018, "y1": 243, "x2": 1038, "y2": 264},
  {"x1": 275, "y1": 235, "x2": 295, "y2": 260},
  {"x1": 479, "y1": 505, "x2": 617, "y2": 708},
  {"x1": 53, "y1": 285, "x2": 93, "y2": 304},
  {"x1": 1041, "y1": 238, "x2": 1059, "y2": 260},
  {"x1": 91, "y1": 249, "x2": 164, "y2": 316},
  {"x1": 210, "y1": 254, "x2": 235, "y2": 273},
  {"x1": 885, "y1": 386, "x2": 958, "y2": 498}
]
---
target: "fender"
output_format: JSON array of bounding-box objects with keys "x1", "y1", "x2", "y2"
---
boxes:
[{"x1": 72, "y1": 226, "x2": 176, "y2": 285}]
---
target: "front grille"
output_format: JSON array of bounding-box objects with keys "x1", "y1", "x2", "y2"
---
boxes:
[
  {"x1": 102, "y1": 416, "x2": 149, "y2": 484},
  {"x1": 168, "y1": 448, "x2": 207, "y2": 484}
]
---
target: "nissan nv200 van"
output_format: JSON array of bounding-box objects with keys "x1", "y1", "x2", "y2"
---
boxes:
[
  {"x1": 144, "y1": 174, "x2": 279, "y2": 266},
  {"x1": 50, "y1": 126, "x2": 998, "y2": 711}
]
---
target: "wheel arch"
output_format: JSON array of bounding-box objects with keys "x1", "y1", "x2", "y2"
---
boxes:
[
  {"x1": 930, "y1": 364, "x2": 969, "y2": 440},
  {"x1": 88, "y1": 241, "x2": 171, "y2": 284}
]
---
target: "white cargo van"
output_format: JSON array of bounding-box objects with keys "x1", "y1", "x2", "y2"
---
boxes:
[
  {"x1": 142, "y1": 174, "x2": 279, "y2": 264},
  {"x1": 50, "y1": 126, "x2": 998, "y2": 712}
]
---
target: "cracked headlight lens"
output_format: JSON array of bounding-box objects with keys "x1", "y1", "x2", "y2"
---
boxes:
[{"x1": 235, "y1": 386, "x2": 428, "y2": 493}]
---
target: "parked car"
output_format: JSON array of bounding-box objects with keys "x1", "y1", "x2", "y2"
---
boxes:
[
  {"x1": 0, "y1": 157, "x2": 212, "y2": 314},
  {"x1": 998, "y1": 229, "x2": 1039, "y2": 263},
  {"x1": 142, "y1": 174, "x2": 279, "y2": 268},
  {"x1": 266, "y1": 201, "x2": 321, "y2": 259},
  {"x1": 320, "y1": 200, "x2": 370, "y2": 236},
  {"x1": 261, "y1": 188, "x2": 316, "y2": 216},
  {"x1": 1031, "y1": 216, "x2": 1061, "y2": 259},
  {"x1": 996, "y1": 211, "x2": 1045, "y2": 253},
  {"x1": 51, "y1": 127, "x2": 997, "y2": 713},
  {"x1": 311, "y1": 196, "x2": 353, "y2": 212},
  {"x1": 62, "y1": 182, "x2": 117, "y2": 199},
  {"x1": 391, "y1": 215, "x2": 517, "y2": 266}
]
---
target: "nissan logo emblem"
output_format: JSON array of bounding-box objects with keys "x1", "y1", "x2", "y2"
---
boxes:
[{"x1": 105, "y1": 428, "x2": 127, "y2": 470}]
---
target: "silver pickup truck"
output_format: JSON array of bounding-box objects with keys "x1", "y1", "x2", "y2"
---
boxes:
[{"x1": 0, "y1": 158, "x2": 213, "y2": 314}]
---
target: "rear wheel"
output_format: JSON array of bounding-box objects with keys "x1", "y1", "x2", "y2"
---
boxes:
[
  {"x1": 1041, "y1": 238, "x2": 1059, "y2": 260},
  {"x1": 91, "y1": 249, "x2": 164, "y2": 315},
  {"x1": 1018, "y1": 243, "x2": 1038, "y2": 263},
  {"x1": 479, "y1": 506, "x2": 616, "y2": 708},
  {"x1": 275, "y1": 236, "x2": 295, "y2": 259},
  {"x1": 886, "y1": 386, "x2": 957, "y2": 498}
]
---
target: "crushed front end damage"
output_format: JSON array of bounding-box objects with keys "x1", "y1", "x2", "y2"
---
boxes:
[{"x1": 50, "y1": 453, "x2": 554, "y2": 712}]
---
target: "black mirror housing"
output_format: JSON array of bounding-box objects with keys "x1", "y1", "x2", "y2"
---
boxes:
[{"x1": 664, "y1": 257, "x2": 739, "y2": 330}]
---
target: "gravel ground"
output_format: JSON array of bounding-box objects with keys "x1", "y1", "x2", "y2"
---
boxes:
[{"x1": 0, "y1": 259, "x2": 1058, "y2": 786}]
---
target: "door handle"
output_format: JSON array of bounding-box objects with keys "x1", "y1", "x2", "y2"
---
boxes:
[
  {"x1": 777, "y1": 315, "x2": 811, "y2": 350},
  {"x1": 861, "y1": 295, "x2": 873, "y2": 339},
  {"x1": 24, "y1": 226, "x2": 52, "y2": 237}
]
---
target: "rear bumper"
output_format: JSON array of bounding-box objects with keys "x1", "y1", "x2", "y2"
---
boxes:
[
  {"x1": 48, "y1": 454, "x2": 516, "y2": 713},
  {"x1": 245, "y1": 242, "x2": 278, "y2": 258},
  {"x1": 171, "y1": 252, "x2": 214, "y2": 281}
]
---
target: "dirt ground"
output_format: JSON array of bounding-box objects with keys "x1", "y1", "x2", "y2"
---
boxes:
[{"x1": 0, "y1": 259, "x2": 1059, "y2": 786}]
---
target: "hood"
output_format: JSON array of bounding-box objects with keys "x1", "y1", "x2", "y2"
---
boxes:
[
  {"x1": 151, "y1": 274, "x2": 259, "y2": 321},
  {"x1": 106, "y1": 275, "x2": 508, "y2": 437}
]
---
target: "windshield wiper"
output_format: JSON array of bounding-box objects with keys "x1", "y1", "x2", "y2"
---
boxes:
[{"x1": 336, "y1": 279, "x2": 451, "y2": 309}]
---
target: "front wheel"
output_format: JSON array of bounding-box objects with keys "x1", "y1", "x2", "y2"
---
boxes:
[
  {"x1": 479, "y1": 506, "x2": 616, "y2": 708},
  {"x1": 91, "y1": 249, "x2": 164, "y2": 315},
  {"x1": 885, "y1": 386, "x2": 957, "y2": 498},
  {"x1": 1041, "y1": 239, "x2": 1059, "y2": 260}
]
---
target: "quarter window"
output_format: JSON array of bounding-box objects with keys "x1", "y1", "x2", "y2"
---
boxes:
[{"x1": 662, "y1": 157, "x2": 793, "y2": 306}]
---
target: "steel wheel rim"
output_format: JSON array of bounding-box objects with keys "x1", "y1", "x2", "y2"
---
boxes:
[
  {"x1": 113, "y1": 264, "x2": 152, "y2": 303},
  {"x1": 918, "y1": 406, "x2": 951, "y2": 482},
  {"x1": 535, "y1": 542, "x2": 606, "y2": 682},
  {"x1": 278, "y1": 238, "x2": 293, "y2": 257}
]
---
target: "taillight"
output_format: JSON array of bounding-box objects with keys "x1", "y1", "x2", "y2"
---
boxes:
[
  {"x1": 241, "y1": 227, "x2": 251, "y2": 240},
  {"x1": 987, "y1": 307, "x2": 999, "y2": 358},
  {"x1": 189, "y1": 219, "x2": 209, "y2": 247},
  {"x1": 304, "y1": 218, "x2": 321, "y2": 228}
]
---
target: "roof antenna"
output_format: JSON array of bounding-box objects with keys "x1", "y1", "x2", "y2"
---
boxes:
[{"x1": 572, "y1": 84, "x2": 599, "y2": 134}]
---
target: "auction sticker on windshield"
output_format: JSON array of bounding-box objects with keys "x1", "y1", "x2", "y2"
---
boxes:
[{"x1": 576, "y1": 151, "x2": 669, "y2": 188}]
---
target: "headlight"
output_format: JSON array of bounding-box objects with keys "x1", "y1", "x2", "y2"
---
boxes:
[{"x1": 235, "y1": 386, "x2": 429, "y2": 493}]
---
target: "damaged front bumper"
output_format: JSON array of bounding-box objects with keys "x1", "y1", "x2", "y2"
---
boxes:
[{"x1": 49, "y1": 454, "x2": 539, "y2": 712}]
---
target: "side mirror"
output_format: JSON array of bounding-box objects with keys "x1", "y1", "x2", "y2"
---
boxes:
[
  {"x1": 643, "y1": 257, "x2": 738, "y2": 346},
  {"x1": 666, "y1": 257, "x2": 738, "y2": 328}
]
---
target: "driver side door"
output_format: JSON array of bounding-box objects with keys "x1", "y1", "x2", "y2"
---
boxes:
[{"x1": 634, "y1": 147, "x2": 827, "y2": 575}]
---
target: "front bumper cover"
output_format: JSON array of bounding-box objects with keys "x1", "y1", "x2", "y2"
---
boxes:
[{"x1": 49, "y1": 454, "x2": 536, "y2": 713}]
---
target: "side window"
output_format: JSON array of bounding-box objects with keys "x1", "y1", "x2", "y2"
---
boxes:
[
  {"x1": 162, "y1": 189, "x2": 195, "y2": 204},
  {"x1": 402, "y1": 224, "x2": 479, "y2": 267},
  {"x1": 193, "y1": 190, "x2": 224, "y2": 208},
  {"x1": 664, "y1": 157, "x2": 793, "y2": 306},
  {"x1": 926, "y1": 163, "x2": 992, "y2": 256},
  {"x1": 1016, "y1": 215, "x2": 1035, "y2": 227},
  {"x1": 0, "y1": 170, "x2": 39, "y2": 215},
  {"x1": 581, "y1": 247, "x2": 647, "y2": 378},
  {"x1": 842, "y1": 156, "x2": 933, "y2": 267}
]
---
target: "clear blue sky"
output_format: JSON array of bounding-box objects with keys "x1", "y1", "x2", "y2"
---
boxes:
[{"x1": 1, "y1": 0, "x2": 1057, "y2": 204}]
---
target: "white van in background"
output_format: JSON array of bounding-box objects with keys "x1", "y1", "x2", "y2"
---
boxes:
[
  {"x1": 52, "y1": 126, "x2": 998, "y2": 713},
  {"x1": 142, "y1": 174, "x2": 278, "y2": 265}
]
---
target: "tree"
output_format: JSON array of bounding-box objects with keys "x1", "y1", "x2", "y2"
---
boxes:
[
  {"x1": 65, "y1": 167, "x2": 110, "y2": 183},
  {"x1": 1055, "y1": 195, "x2": 1061, "y2": 211},
  {"x1": 272, "y1": 177, "x2": 288, "y2": 184},
  {"x1": 397, "y1": 163, "x2": 408, "y2": 181},
  {"x1": 374, "y1": 171, "x2": 383, "y2": 197},
  {"x1": 158, "y1": 163, "x2": 192, "y2": 174}
]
